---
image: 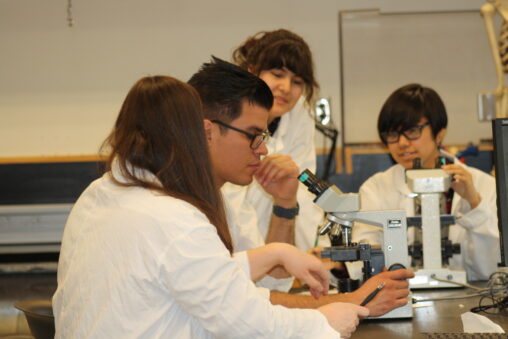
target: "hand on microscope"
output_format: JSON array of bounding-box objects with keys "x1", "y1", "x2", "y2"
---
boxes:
[
  {"x1": 308, "y1": 246, "x2": 345, "y2": 271},
  {"x1": 441, "y1": 164, "x2": 481, "y2": 209},
  {"x1": 352, "y1": 268, "x2": 414, "y2": 317},
  {"x1": 248, "y1": 243, "x2": 330, "y2": 299}
]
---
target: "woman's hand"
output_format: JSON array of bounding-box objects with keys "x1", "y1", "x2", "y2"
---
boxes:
[
  {"x1": 318, "y1": 302, "x2": 369, "y2": 338},
  {"x1": 247, "y1": 243, "x2": 329, "y2": 299},
  {"x1": 309, "y1": 246, "x2": 345, "y2": 271},
  {"x1": 277, "y1": 243, "x2": 330, "y2": 298},
  {"x1": 442, "y1": 164, "x2": 481, "y2": 209}
]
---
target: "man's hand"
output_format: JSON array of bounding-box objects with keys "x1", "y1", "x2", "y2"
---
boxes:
[
  {"x1": 254, "y1": 154, "x2": 299, "y2": 207},
  {"x1": 350, "y1": 269, "x2": 414, "y2": 317},
  {"x1": 442, "y1": 164, "x2": 481, "y2": 209},
  {"x1": 318, "y1": 302, "x2": 369, "y2": 338}
]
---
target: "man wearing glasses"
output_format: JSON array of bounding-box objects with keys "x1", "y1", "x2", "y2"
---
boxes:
[
  {"x1": 188, "y1": 57, "x2": 414, "y2": 316},
  {"x1": 352, "y1": 83, "x2": 499, "y2": 281},
  {"x1": 189, "y1": 57, "x2": 301, "y2": 252}
]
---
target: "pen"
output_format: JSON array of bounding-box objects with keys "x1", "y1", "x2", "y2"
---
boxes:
[{"x1": 360, "y1": 282, "x2": 385, "y2": 306}]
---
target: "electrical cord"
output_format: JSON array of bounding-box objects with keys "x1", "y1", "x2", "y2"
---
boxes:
[
  {"x1": 429, "y1": 276, "x2": 484, "y2": 291},
  {"x1": 470, "y1": 271, "x2": 508, "y2": 315},
  {"x1": 412, "y1": 272, "x2": 508, "y2": 308}
]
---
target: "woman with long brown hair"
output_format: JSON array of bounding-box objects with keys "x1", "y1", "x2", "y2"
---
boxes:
[{"x1": 52, "y1": 75, "x2": 367, "y2": 338}]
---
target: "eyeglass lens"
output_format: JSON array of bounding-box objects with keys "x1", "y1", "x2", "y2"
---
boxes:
[
  {"x1": 251, "y1": 133, "x2": 268, "y2": 149},
  {"x1": 385, "y1": 125, "x2": 426, "y2": 143}
]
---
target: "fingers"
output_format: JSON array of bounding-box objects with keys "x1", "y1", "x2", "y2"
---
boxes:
[
  {"x1": 394, "y1": 289, "x2": 411, "y2": 300},
  {"x1": 442, "y1": 164, "x2": 481, "y2": 208},
  {"x1": 308, "y1": 246, "x2": 323, "y2": 256},
  {"x1": 312, "y1": 263, "x2": 330, "y2": 292},
  {"x1": 281, "y1": 246, "x2": 330, "y2": 296},
  {"x1": 381, "y1": 268, "x2": 415, "y2": 280},
  {"x1": 304, "y1": 275, "x2": 324, "y2": 297},
  {"x1": 442, "y1": 164, "x2": 472, "y2": 185},
  {"x1": 255, "y1": 155, "x2": 299, "y2": 185},
  {"x1": 357, "y1": 306, "x2": 370, "y2": 318},
  {"x1": 302, "y1": 267, "x2": 329, "y2": 298},
  {"x1": 318, "y1": 302, "x2": 366, "y2": 337}
]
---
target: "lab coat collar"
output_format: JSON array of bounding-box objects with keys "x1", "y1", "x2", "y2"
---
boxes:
[
  {"x1": 110, "y1": 157, "x2": 161, "y2": 187},
  {"x1": 267, "y1": 97, "x2": 305, "y2": 154}
]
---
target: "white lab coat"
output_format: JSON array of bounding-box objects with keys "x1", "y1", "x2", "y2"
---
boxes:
[
  {"x1": 222, "y1": 98, "x2": 325, "y2": 252},
  {"x1": 352, "y1": 154, "x2": 500, "y2": 281},
  {"x1": 53, "y1": 167, "x2": 339, "y2": 339}
]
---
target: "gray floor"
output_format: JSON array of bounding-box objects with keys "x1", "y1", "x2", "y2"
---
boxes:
[{"x1": 0, "y1": 269, "x2": 56, "y2": 338}]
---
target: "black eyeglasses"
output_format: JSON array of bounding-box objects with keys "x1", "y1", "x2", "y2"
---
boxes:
[
  {"x1": 382, "y1": 122, "x2": 431, "y2": 144},
  {"x1": 211, "y1": 120, "x2": 270, "y2": 149}
]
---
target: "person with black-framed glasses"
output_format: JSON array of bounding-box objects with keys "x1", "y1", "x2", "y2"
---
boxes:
[
  {"x1": 380, "y1": 121, "x2": 430, "y2": 144},
  {"x1": 211, "y1": 119, "x2": 270, "y2": 149},
  {"x1": 352, "y1": 83, "x2": 500, "y2": 281}
]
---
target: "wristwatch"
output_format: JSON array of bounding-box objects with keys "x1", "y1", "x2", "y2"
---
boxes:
[{"x1": 273, "y1": 203, "x2": 299, "y2": 219}]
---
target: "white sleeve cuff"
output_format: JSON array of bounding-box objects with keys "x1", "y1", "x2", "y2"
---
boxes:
[
  {"x1": 256, "y1": 275, "x2": 295, "y2": 293},
  {"x1": 456, "y1": 196, "x2": 490, "y2": 230},
  {"x1": 232, "y1": 251, "x2": 251, "y2": 278},
  {"x1": 256, "y1": 286, "x2": 271, "y2": 300}
]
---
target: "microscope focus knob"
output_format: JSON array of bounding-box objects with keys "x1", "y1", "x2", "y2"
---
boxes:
[{"x1": 388, "y1": 263, "x2": 406, "y2": 271}]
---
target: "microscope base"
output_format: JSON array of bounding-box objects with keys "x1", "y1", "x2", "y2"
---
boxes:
[{"x1": 409, "y1": 268, "x2": 467, "y2": 289}]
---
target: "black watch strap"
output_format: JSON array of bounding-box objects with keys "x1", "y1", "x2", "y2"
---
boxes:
[{"x1": 273, "y1": 203, "x2": 299, "y2": 219}]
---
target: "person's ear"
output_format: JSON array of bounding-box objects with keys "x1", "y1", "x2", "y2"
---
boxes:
[
  {"x1": 436, "y1": 128, "x2": 447, "y2": 146},
  {"x1": 203, "y1": 119, "x2": 213, "y2": 142}
]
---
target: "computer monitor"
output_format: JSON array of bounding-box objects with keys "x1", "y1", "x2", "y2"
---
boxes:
[{"x1": 493, "y1": 118, "x2": 508, "y2": 267}]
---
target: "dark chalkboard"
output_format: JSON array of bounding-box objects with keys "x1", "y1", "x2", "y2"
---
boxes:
[{"x1": 0, "y1": 161, "x2": 105, "y2": 205}]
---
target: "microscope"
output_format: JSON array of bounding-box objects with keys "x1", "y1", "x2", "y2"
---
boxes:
[
  {"x1": 405, "y1": 158, "x2": 466, "y2": 288},
  {"x1": 298, "y1": 169, "x2": 412, "y2": 319}
]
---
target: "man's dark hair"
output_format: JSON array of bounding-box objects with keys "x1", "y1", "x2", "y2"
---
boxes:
[
  {"x1": 378, "y1": 83, "x2": 448, "y2": 144},
  {"x1": 188, "y1": 56, "x2": 273, "y2": 123}
]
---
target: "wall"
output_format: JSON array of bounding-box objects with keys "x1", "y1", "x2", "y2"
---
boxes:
[
  {"x1": 341, "y1": 10, "x2": 496, "y2": 145},
  {"x1": 0, "y1": 0, "x2": 488, "y2": 157}
]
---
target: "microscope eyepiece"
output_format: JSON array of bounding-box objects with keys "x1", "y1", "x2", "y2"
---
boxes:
[{"x1": 298, "y1": 169, "x2": 331, "y2": 196}]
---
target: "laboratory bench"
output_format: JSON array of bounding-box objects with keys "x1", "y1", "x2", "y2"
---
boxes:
[
  {"x1": 353, "y1": 285, "x2": 508, "y2": 338},
  {"x1": 1, "y1": 271, "x2": 507, "y2": 338}
]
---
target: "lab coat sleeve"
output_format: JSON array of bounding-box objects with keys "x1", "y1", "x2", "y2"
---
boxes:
[
  {"x1": 158, "y1": 213, "x2": 339, "y2": 339},
  {"x1": 451, "y1": 167, "x2": 500, "y2": 280},
  {"x1": 223, "y1": 185, "x2": 295, "y2": 292},
  {"x1": 232, "y1": 251, "x2": 271, "y2": 300},
  {"x1": 223, "y1": 183, "x2": 265, "y2": 252}
]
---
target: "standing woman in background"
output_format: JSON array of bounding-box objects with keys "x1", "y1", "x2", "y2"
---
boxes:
[{"x1": 222, "y1": 29, "x2": 324, "y2": 252}]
